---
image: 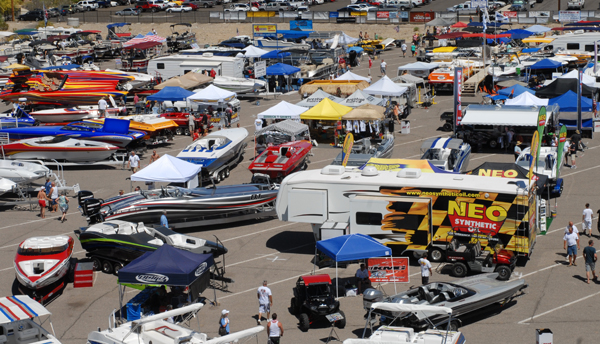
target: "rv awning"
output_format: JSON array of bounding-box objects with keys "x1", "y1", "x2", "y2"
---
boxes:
[{"x1": 461, "y1": 105, "x2": 551, "y2": 127}]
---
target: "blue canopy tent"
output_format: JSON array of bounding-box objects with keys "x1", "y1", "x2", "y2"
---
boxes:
[
  {"x1": 529, "y1": 59, "x2": 563, "y2": 70},
  {"x1": 118, "y1": 245, "x2": 214, "y2": 320},
  {"x1": 548, "y1": 90, "x2": 593, "y2": 112},
  {"x1": 504, "y1": 29, "x2": 533, "y2": 40},
  {"x1": 261, "y1": 50, "x2": 292, "y2": 59},
  {"x1": 147, "y1": 86, "x2": 194, "y2": 101},
  {"x1": 487, "y1": 37, "x2": 510, "y2": 44},
  {"x1": 266, "y1": 62, "x2": 301, "y2": 75},
  {"x1": 498, "y1": 84, "x2": 534, "y2": 97},
  {"x1": 315, "y1": 233, "x2": 392, "y2": 297},
  {"x1": 347, "y1": 46, "x2": 364, "y2": 54},
  {"x1": 467, "y1": 22, "x2": 505, "y2": 28}
]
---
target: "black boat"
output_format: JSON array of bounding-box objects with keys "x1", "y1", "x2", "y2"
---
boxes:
[
  {"x1": 166, "y1": 23, "x2": 197, "y2": 52},
  {"x1": 74, "y1": 220, "x2": 227, "y2": 273}
]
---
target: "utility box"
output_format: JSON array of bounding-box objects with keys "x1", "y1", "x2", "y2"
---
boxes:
[
  {"x1": 401, "y1": 120, "x2": 411, "y2": 134},
  {"x1": 536, "y1": 328, "x2": 553, "y2": 344},
  {"x1": 73, "y1": 262, "x2": 94, "y2": 288}
]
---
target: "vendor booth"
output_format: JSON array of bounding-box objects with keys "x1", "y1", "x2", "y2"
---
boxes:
[
  {"x1": 337, "y1": 89, "x2": 387, "y2": 108},
  {"x1": 296, "y1": 89, "x2": 344, "y2": 108},
  {"x1": 301, "y1": 98, "x2": 352, "y2": 144},
  {"x1": 131, "y1": 154, "x2": 203, "y2": 189},
  {"x1": 257, "y1": 100, "x2": 307, "y2": 121},
  {"x1": 187, "y1": 85, "x2": 240, "y2": 128},
  {"x1": 505, "y1": 92, "x2": 549, "y2": 106},
  {"x1": 254, "y1": 119, "x2": 311, "y2": 156}
]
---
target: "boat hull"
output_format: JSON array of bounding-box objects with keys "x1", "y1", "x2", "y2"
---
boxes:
[
  {"x1": 2, "y1": 147, "x2": 117, "y2": 162},
  {"x1": 30, "y1": 106, "x2": 125, "y2": 123},
  {"x1": 14, "y1": 236, "x2": 74, "y2": 290},
  {"x1": 249, "y1": 140, "x2": 312, "y2": 180}
]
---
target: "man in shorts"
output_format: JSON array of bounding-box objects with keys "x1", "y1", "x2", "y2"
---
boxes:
[
  {"x1": 127, "y1": 151, "x2": 140, "y2": 173},
  {"x1": 98, "y1": 96, "x2": 107, "y2": 117},
  {"x1": 257, "y1": 280, "x2": 272, "y2": 324},
  {"x1": 564, "y1": 226, "x2": 580, "y2": 267},
  {"x1": 37, "y1": 187, "x2": 49, "y2": 219},
  {"x1": 582, "y1": 203, "x2": 593, "y2": 236},
  {"x1": 583, "y1": 240, "x2": 597, "y2": 284}
]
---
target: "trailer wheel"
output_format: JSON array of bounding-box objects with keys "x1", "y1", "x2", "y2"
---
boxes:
[
  {"x1": 448, "y1": 320, "x2": 460, "y2": 332},
  {"x1": 175, "y1": 127, "x2": 182, "y2": 135},
  {"x1": 224, "y1": 167, "x2": 230, "y2": 177},
  {"x1": 495, "y1": 265, "x2": 512, "y2": 281},
  {"x1": 299, "y1": 313, "x2": 310, "y2": 332},
  {"x1": 92, "y1": 257, "x2": 102, "y2": 271},
  {"x1": 184, "y1": 128, "x2": 190, "y2": 136},
  {"x1": 335, "y1": 310, "x2": 346, "y2": 329},
  {"x1": 451, "y1": 263, "x2": 468, "y2": 278},
  {"x1": 429, "y1": 248, "x2": 445, "y2": 262},
  {"x1": 102, "y1": 260, "x2": 113, "y2": 274},
  {"x1": 113, "y1": 262, "x2": 124, "y2": 275},
  {"x1": 489, "y1": 140, "x2": 498, "y2": 148},
  {"x1": 442, "y1": 122, "x2": 452, "y2": 132}
]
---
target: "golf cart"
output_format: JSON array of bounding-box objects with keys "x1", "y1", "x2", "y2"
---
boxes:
[
  {"x1": 290, "y1": 274, "x2": 346, "y2": 332},
  {"x1": 445, "y1": 235, "x2": 517, "y2": 281}
]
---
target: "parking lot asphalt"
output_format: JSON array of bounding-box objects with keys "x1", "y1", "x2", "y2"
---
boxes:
[{"x1": 1, "y1": 46, "x2": 600, "y2": 344}]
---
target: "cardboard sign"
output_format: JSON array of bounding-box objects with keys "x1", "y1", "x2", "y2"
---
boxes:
[{"x1": 368, "y1": 257, "x2": 409, "y2": 283}]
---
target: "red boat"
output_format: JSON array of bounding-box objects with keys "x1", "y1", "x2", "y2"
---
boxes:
[
  {"x1": 159, "y1": 112, "x2": 213, "y2": 135},
  {"x1": 14, "y1": 236, "x2": 74, "y2": 291},
  {"x1": 249, "y1": 140, "x2": 312, "y2": 181}
]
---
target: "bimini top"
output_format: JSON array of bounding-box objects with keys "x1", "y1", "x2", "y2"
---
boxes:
[{"x1": 0, "y1": 295, "x2": 50, "y2": 324}]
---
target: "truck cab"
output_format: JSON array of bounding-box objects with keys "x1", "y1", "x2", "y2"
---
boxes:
[{"x1": 567, "y1": 0, "x2": 585, "y2": 9}]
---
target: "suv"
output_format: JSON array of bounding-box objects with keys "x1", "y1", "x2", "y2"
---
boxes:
[
  {"x1": 265, "y1": 1, "x2": 291, "y2": 10},
  {"x1": 77, "y1": 0, "x2": 99, "y2": 11},
  {"x1": 136, "y1": 0, "x2": 167, "y2": 11},
  {"x1": 189, "y1": 0, "x2": 216, "y2": 8},
  {"x1": 18, "y1": 9, "x2": 44, "y2": 21},
  {"x1": 290, "y1": 274, "x2": 346, "y2": 332}
]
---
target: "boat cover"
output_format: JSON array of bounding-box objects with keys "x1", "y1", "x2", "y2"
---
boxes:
[
  {"x1": 257, "y1": 101, "x2": 307, "y2": 120},
  {"x1": 118, "y1": 245, "x2": 214, "y2": 286},
  {"x1": 0, "y1": 295, "x2": 50, "y2": 324},
  {"x1": 131, "y1": 154, "x2": 202, "y2": 183},
  {"x1": 255, "y1": 119, "x2": 308, "y2": 137}
]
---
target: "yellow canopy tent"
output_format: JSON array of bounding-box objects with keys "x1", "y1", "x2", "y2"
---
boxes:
[
  {"x1": 300, "y1": 98, "x2": 352, "y2": 121},
  {"x1": 342, "y1": 104, "x2": 385, "y2": 121}
]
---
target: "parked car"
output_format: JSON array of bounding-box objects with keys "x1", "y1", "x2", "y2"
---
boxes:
[
  {"x1": 47, "y1": 8, "x2": 60, "y2": 17},
  {"x1": 18, "y1": 9, "x2": 44, "y2": 21},
  {"x1": 183, "y1": 1, "x2": 199, "y2": 10},
  {"x1": 116, "y1": 7, "x2": 141, "y2": 15},
  {"x1": 264, "y1": 1, "x2": 292, "y2": 10},
  {"x1": 166, "y1": 4, "x2": 193, "y2": 11},
  {"x1": 226, "y1": 3, "x2": 252, "y2": 10},
  {"x1": 189, "y1": 0, "x2": 216, "y2": 8},
  {"x1": 60, "y1": 4, "x2": 78, "y2": 14},
  {"x1": 250, "y1": 1, "x2": 267, "y2": 9},
  {"x1": 96, "y1": 0, "x2": 118, "y2": 7},
  {"x1": 136, "y1": 0, "x2": 167, "y2": 12},
  {"x1": 76, "y1": 0, "x2": 99, "y2": 11},
  {"x1": 290, "y1": 275, "x2": 346, "y2": 332}
]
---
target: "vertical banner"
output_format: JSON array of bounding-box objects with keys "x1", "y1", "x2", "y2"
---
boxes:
[
  {"x1": 555, "y1": 125, "x2": 567, "y2": 179},
  {"x1": 578, "y1": 70, "x2": 583, "y2": 133},
  {"x1": 367, "y1": 257, "x2": 409, "y2": 283},
  {"x1": 536, "y1": 106, "x2": 546, "y2": 163},
  {"x1": 595, "y1": 41, "x2": 598, "y2": 74},
  {"x1": 528, "y1": 131, "x2": 539, "y2": 188},
  {"x1": 453, "y1": 67, "x2": 463, "y2": 133},
  {"x1": 341, "y1": 132, "x2": 354, "y2": 167}
]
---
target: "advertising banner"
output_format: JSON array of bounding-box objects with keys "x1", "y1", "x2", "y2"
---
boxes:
[
  {"x1": 454, "y1": 67, "x2": 463, "y2": 129},
  {"x1": 410, "y1": 12, "x2": 435, "y2": 22},
  {"x1": 503, "y1": 11, "x2": 518, "y2": 17},
  {"x1": 341, "y1": 133, "x2": 354, "y2": 167},
  {"x1": 528, "y1": 131, "x2": 540, "y2": 187},
  {"x1": 555, "y1": 125, "x2": 567, "y2": 178},
  {"x1": 329, "y1": 11, "x2": 339, "y2": 18},
  {"x1": 254, "y1": 61, "x2": 266, "y2": 78},
  {"x1": 559, "y1": 10, "x2": 581, "y2": 22},
  {"x1": 376, "y1": 11, "x2": 390, "y2": 18},
  {"x1": 253, "y1": 24, "x2": 277, "y2": 37},
  {"x1": 290, "y1": 20, "x2": 313, "y2": 30},
  {"x1": 536, "y1": 106, "x2": 546, "y2": 166},
  {"x1": 529, "y1": 11, "x2": 550, "y2": 17},
  {"x1": 368, "y1": 257, "x2": 409, "y2": 283}
]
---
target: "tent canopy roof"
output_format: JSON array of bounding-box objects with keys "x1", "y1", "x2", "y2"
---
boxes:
[
  {"x1": 558, "y1": 69, "x2": 597, "y2": 87},
  {"x1": 257, "y1": 100, "x2": 307, "y2": 120},
  {"x1": 296, "y1": 89, "x2": 343, "y2": 108},
  {"x1": 300, "y1": 98, "x2": 352, "y2": 121},
  {"x1": 0, "y1": 296, "x2": 50, "y2": 324},
  {"x1": 131, "y1": 154, "x2": 202, "y2": 183},
  {"x1": 335, "y1": 70, "x2": 370, "y2": 82},
  {"x1": 548, "y1": 90, "x2": 593, "y2": 112},
  {"x1": 398, "y1": 62, "x2": 439, "y2": 71},
  {"x1": 342, "y1": 103, "x2": 386, "y2": 120},
  {"x1": 505, "y1": 91, "x2": 549, "y2": 106},
  {"x1": 426, "y1": 17, "x2": 455, "y2": 27},
  {"x1": 536, "y1": 78, "x2": 595, "y2": 98},
  {"x1": 187, "y1": 84, "x2": 236, "y2": 103},
  {"x1": 255, "y1": 119, "x2": 309, "y2": 137},
  {"x1": 363, "y1": 75, "x2": 408, "y2": 96},
  {"x1": 266, "y1": 62, "x2": 300, "y2": 76},
  {"x1": 316, "y1": 233, "x2": 391, "y2": 262},
  {"x1": 529, "y1": 59, "x2": 563, "y2": 70},
  {"x1": 242, "y1": 45, "x2": 269, "y2": 58},
  {"x1": 498, "y1": 84, "x2": 534, "y2": 97},
  {"x1": 338, "y1": 89, "x2": 386, "y2": 108},
  {"x1": 526, "y1": 24, "x2": 552, "y2": 33},
  {"x1": 147, "y1": 86, "x2": 194, "y2": 101}
]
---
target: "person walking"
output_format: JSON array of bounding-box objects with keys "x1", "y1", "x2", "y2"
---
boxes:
[
  {"x1": 127, "y1": 150, "x2": 140, "y2": 173},
  {"x1": 267, "y1": 313, "x2": 284, "y2": 344},
  {"x1": 133, "y1": 94, "x2": 140, "y2": 114},
  {"x1": 368, "y1": 56, "x2": 372, "y2": 73},
  {"x1": 514, "y1": 141, "x2": 522, "y2": 160},
  {"x1": 257, "y1": 280, "x2": 272, "y2": 324},
  {"x1": 219, "y1": 310, "x2": 230, "y2": 336},
  {"x1": 564, "y1": 225, "x2": 580, "y2": 267},
  {"x1": 380, "y1": 59, "x2": 387, "y2": 76},
  {"x1": 401, "y1": 42, "x2": 407, "y2": 57},
  {"x1": 567, "y1": 140, "x2": 577, "y2": 168},
  {"x1": 58, "y1": 192, "x2": 69, "y2": 223},
  {"x1": 418, "y1": 252, "x2": 433, "y2": 285},
  {"x1": 37, "y1": 187, "x2": 50, "y2": 219},
  {"x1": 148, "y1": 150, "x2": 160, "y2": 166},
  {"x1": 583, "y1": 240, "x2": 597, "y2": 284},
  {"x1": 583, "y1": 203, "x2": 593, "y2": 236},
  {"x1": 98, "y1": 96, "x2": 108, "y2": 118},
  {"x1": 160, "y1": 210, "x2": 169, "y2": 228},
  {"x1": 188, "y1": 114, "x2": 195, "y2": 137},
  {"x1": 49, "y1": 182, "x2": 59, "y2": 213},
  {"x1": 411, "y1": 43, "x2": 416, "y2": 57}
]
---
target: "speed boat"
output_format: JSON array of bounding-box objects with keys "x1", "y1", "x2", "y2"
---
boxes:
[
  {"x1": 0, "y1": 118, "x2": 146, "y2": 148},
  {"x1": 0, "y1": 295, "x2": 62, "y2": 344},
  {"x1": 0, "y1": 160, "x2": 50, "y2": 183},
  {"x1": 516, "y1": 146, "x2": 564, "y2": 197},
  {"x1": 420, "y1": 137, "x2": 471, "y2": 173},
  {"x1": 249, "y1": 140, "x2": 312, "y2": 182},
  {"x1": 0, "y1": 177, "x2": 16, "y2": 196},
  {"x1": 74, "y1": 220, "x2": 227, "y2": 272},
  {"x1": 363, "y1": 273, "x2": 527, "y2": 331},
  {"x1": 213, "y1": 76, "x2": 267, "y2": 93},
  {"x1": 14, "y1": 236, "x2": 74, "y2": 291},
  {"x1": 0, "y1": 136, "x2": 119, "y2": 162},
  {"x1": 177, "y1": 127, "x2": 248, "y2": 178},
  {"x1": 78, "y1": 183, "x2": 278, "y2": 229},
  {"x1": 331, "y1": 134, "x2": 394, "y2": 169},
  {"x1": 0, "y1": 106, "x2": 36, "y2": 128},
  {"x1": 87, "y1": 303, "x2": 264, "y2": 344},
  {"x1": 166, "y1": 23, "x2": 197, "y2": 52},
  {"x1": 29, "y1": 105, "x2": 125, "y2": 123}
]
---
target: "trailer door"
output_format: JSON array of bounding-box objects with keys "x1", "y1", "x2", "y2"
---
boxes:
[{"x1": 350, "y1": 195, "x2": 432, "y2": 252}]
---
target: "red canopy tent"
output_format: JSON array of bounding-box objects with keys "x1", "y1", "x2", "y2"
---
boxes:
[
  {"x1": 451, "y1": 22, "x2": 468, "y2": 28},
  {"x1": 462, "y1": 33, "x2": 512, "y2": 38},
  {"x1": 122, "y1": 41, "x2": 163, "y2": 51},
  {"x1": 436, "y1": 32, "x2": 466, "y2": 39}
]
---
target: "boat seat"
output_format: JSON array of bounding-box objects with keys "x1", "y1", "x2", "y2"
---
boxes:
[
  {"x1": 17, "y1": 328, "x2": 39, "y2": 342},
  {"x1": 118, "y1": 224, "x2": 133, "y2": 235}
]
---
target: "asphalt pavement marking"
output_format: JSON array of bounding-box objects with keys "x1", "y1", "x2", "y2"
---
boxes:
[
  {"x1": 518, "y1": 289, "x2": 600, "y2": 324},
  {"x1": 221, "y1": 222, "x2": 296, "y2": 242}
]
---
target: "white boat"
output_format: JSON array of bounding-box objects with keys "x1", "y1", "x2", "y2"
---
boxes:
[
  {"x1": 253, "y1": 37, "x2": 310, "y2": 51},
  {"x1": 87, "y1": 303, "x2": 264, "y2": 344},
  {"x1": 343, "y1": 303, "x2": 466, "y2": 344},
  {"x1": 420, "y1": 137, "x2": 471, "y2": 173},
  {"x1": 29, "y1": 106, "x2": 126, "y2": 123},
  {"x1": 0, "y1": 177, "x2": 15, "y2": 196},
  {"x1": 213, "y1": 76, "x2": 267, "y2": 93},
  {"x1": 0, "y1": 160, "x2": 50, "y2": 183},
  {"x1": 0, "y1": 295, "x2": 62, "y2": 344},
  {"x1": 0, "y1": 136, "x2": 119, "y2": 162},
  {"x1": 14, "y1": 236, "x2": 74, "y2": 290}
]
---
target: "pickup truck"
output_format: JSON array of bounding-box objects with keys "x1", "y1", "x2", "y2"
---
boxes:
[
  {"x1": 189, "y1": 0, "x2": 216, "y2": 7},
  {"x1": 567, "y1": 0, "x2": 584, "y2": 9},
  {"x1": 288, "y1": 0, "x2": 306, "y2": 8},
  {"x1": 447, "y1": 2, "x2": 471, "y2": 11},
  {"x1": 136, "y1": 0, "x2": 167, "y2": 11},
  {"x1": 264, "y1": 2, "x2": 292, "y2": 10}
]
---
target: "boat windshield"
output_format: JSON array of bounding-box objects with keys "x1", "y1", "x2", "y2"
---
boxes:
[
  {"x1": 62, "y1": 122, "x2": 103, "y2": 131},
  {"x1": 18, "y1": 243, "x2": 69, "y2": 256}
]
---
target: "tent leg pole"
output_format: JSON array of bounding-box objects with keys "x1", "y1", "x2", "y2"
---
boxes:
[
  {"x1": 336, "y1": 261, "x2": 338, "y2": 299},
  {"x1": 362, "y1": 309, "x2": 372, "y2": 338},
  {"x1": 313, "y1": 246, "x2": 317, "y2": 275}
]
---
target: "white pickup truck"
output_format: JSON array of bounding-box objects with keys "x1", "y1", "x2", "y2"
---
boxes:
[{"x1": 567, "y1": 0, "x2": 584, "y2": 9}]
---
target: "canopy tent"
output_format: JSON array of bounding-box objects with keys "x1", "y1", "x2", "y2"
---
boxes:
[
  {"x1": 255, "y1": 119, "x2": 309, "y2": 139},
  {"x1": 451, "y1": 21, "x2": 468, "y2": 28},
  {"x1": 392, "y1": 74, "x2": 426, "y2": 86},
  {"x1": 315, "y1": 233, "x2": 392, "y2": 297},
  {"x1": 325, "y1": 32, "x2": 358, "y2": 45},
  {"x1": 122, "y1": 41, "x2": 162, "y2": 51},
  {"x1": 498, "y1": 84, "x2": 534, "y2": 97},
  {"x1": 266, "y1": 62, "x2": 300, "y2": 76},
  {"x1": 257, "y1": 100, "x2": 307, "y2": 120},
  {"x1": 504, "y1": 29, "x2": 534, "y2": 39},
  {"x1": 296, "y1": 89, "x2": 343, "y2": 108},
  {"x1": 0, "y1": 295, "x2": 50, "y2": 323},
  {"x1": 461, "y1": 105, "x2": 555, "y2": 127},
  {"x1": 155, "y1": 72, "x2": 213, "y2": 90},
  {"x1": 300, "y1": 98, "x2": 352, "y2": 121},
  {"x1": 187, "y1": 84, "x2": 236, "y2": 103},
  {"x1": 335, "y1": 70, "x2": 370, "y2": 82},
  {"x1": 557, "y1": 69, "x2": 598, "y2": 87},
  {"x1": 337, "y1": 89, "x2": 387, "y2": 108},
  {"x1": 342, "y1": 103, "x2": 386, "y2": 120},
  {"x1": 536, "y1": 78, "x2": 595, "y2": 98},
  {"x1": 261, "y1": 50, "x2": 292, "y2": 59},
  {"x1": 242, "y1": 45, "x2": 269, "y2": 58},
  {"x1": 364, "y1": 76, "x2": 408, "y2": 96},
  {"x1": 131, "y1": 154, "x2": 202, "y2": 185},
  {"x1": 559, "y1": 111, "x2": 595, "y2": 129},
  {"x1": 505, "y1": 92, "x2": 549, "y2": 106},
  {"x1": 426, "y1": 17, "x2": 455, "y2": 27},
  {"x1": 548, "y1": 90, "x2": 593, "y2": 112},
  {"x1": 397, "y1": 61, "x2": 439, "y2": 71},
  {"x1": 529, "y1": 59, "x2": 563, "y2": 70},
  {"x1": 147, "y1": 86, "x2": 194, "y2": 102},
  {"x1": 526, "y1": 25, "x2": 552, "y2": 33}
]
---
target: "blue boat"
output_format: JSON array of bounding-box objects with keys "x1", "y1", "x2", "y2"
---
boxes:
[
  {"x1": 0, "y1": 118, "x2": 145, "y2": 148},
  {"x1": 0, "y1": 106, "x2": 36, "y2": 129}
]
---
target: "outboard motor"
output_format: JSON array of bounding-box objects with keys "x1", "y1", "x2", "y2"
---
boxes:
[
  {"x1": 78, "y1": 190, "x2": 95, "y2": 207},
  {"x1": 363, "y1": 288, "x2": 384, "y2": 310},
  {"x1": 80, "y1": 198, "x2": 103, "y2": 224}
]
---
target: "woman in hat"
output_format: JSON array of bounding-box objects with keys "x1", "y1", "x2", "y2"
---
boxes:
[
  {"x1": 514, "y1": 141, "x2": 522, "y2": 160},
  {"x1": 219, "y1": 310, "x2": 230, "y2": 336}
]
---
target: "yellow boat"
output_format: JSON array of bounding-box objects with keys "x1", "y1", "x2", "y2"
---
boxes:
[{"x1": 90, "y1": 116, "x2": 179, "y2": 145}]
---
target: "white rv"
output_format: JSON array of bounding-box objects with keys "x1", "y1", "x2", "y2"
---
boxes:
[
  {"x1": 147, "y1": 53, "x2": 244, "y2": 79},
  {"x1": 276, "y1": 166, "x2": 541, "y2": 261},
  {"x1": 540, "y1": 32, "x2": 600, "y2": 52}
]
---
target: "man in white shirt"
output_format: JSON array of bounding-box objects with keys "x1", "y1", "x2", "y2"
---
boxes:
[
  {"x1": 565, "y1": 221, "x2": 579, "y2": 235},
  {"x1": 98, "y1": 96, "x2": 108, "y2": 117},
  {"x1": 401, "y1": 43, "x2": 407, "y2": 57},
  {"x1": 380, "y1": 59, "x2": 387, "y2": 76},
  {"x1": 356, "y1": 263, "x2": 371, "y2": 295},
  {"x1": 127, "y1": 150, "x2": 140, "y2": 173},
  {"x1": 257, "y1": 280, "x2": 272, "y2": 325},
  {"x1": 583, "y1": 203, "x2": 593, "y2": 236},
  {"x1": 564, "y1": 226, "x2": 580, "y2": 267},
  {"x1": 418, "y1": 253, "x2": 433, "y2": 285}
]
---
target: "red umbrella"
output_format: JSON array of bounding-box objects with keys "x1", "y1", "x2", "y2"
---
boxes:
[{"x1": 451, "y1": 22, "x2": 468, "y2": 28}]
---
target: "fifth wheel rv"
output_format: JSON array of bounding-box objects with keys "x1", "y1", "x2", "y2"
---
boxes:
[{"x1": 276, "y1": 166, "x2": 541, "y2": 263}]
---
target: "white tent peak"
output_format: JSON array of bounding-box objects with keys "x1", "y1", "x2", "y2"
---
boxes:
[
  {"x1": 131, "y1": 154, "x2": 202, "y2": 183},
  {"x1": 557, "y1": 69, "x2": 597, "y2": 87},
  {"x1": 188, "y1": 84, "x2": 237, "y2": 103},
  {"x1": 364, "y1": 75, "x2": 408, "y2": 96},
  {"x1": 243, "y1": 45, "x2": 269, "y2": 58},
  {"x1": 505, "y1": 92, "x2": 549, "y2": 106},
  {"x1": 335, "y1": 71, "x2": 370, "y2": 82},
  {"x1": 257, "y1": 100, "x2": 308, "y2": 120}
]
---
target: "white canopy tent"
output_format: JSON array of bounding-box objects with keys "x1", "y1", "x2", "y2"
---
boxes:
[
  {"x1": 505, "y1": 92, "x2": 549, "y2": 106},
  {"x1": 557, "y1": 69, "x2": 599, "y2": 88},
  {"x1": 397, "y1": 62, "x2": 440, "y2": 78},
  {"x1": 326, "y1": 32, "x2": 358, "y2": 46},
  {"x1": 243, "y1": 45, "x2": 269, "y2": 58},
  {"x1": 131, "y1": 154, "x2": 202, "y2": 188},
  {"x1": 526, "y1": 25, "x2": 552, "y2": 34},
  {"x1": 338, "y1": 89, "x2": 387, "y2": 108},
  {"x1": 188, "y1": 84, "x2": 237, "y2": 104},
  {"x1": 335, "y1": 71, "x2": 370, "y2": 82},
  {"x1": 257, "y1": 101, "x2": 307, "y2": 120},
  {"x1": 296, "y1": 89, "x2": 344, "y2": 108},
  {"x1": 363, "y1": 76, "x2": 408, "y2": 97}
]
